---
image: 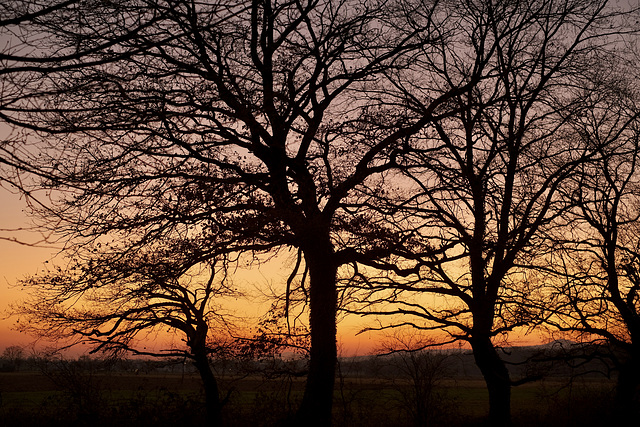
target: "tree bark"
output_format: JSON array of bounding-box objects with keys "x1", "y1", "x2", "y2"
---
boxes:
[
  {"x1": 295, "y1": 241, "x2": 338, "y2": 426},
  {"x1": 470, "y1": 335, "x2": 512, "y2": 427}
]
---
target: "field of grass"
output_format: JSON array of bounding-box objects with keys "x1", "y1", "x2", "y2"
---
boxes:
[{"x1": 0, "y1": 368, "x2": 619, "y2": 427}]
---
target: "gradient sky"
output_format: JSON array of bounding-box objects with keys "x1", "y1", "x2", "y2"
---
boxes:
[
  {"x1": 0, "y1": 185, "x2": 383, "y2": 355},
  {"x1": 0, "y1": 184, "x2": 542, "y2": 356},
  {"x1": 0, "y1": 186, "x2": 59, "y2": 348}
]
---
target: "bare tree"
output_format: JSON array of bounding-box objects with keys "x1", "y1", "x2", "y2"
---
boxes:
[
  {"x1": 8, "y1": 2, "x2": 635, "y2": 425},
  {"x1": 543, "y1": 49, "x2": 640, "y2": 418},
  {"x1": 14, "y1": 235, "x2": 244, "y2": 426},
  {"x1": 1, "y1": 345, "x2": 24, "y2": 371},
  {"x1": 377, "y1": 331, "x2": 454, "y2": 427},
  {"x1": 348, "y1": 1, "x2": 639, "y2": 425},
  {"x1": 2, "y1": 1, "x2": 472, "y2": 424}
]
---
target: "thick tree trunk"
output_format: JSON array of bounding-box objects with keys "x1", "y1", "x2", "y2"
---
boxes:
[
  {"x1": 193, "y1": 349, "x2": 223, "y2": 427},
  {"x1": 470, "y1": 335, "x2": 512, "y2": 427},
  {"x1": 295, "y1": 243, "x2": 338, "y2": 426}
]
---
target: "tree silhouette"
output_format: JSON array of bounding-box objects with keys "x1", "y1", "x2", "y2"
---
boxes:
[
  {"x1": 348, "y1": 1, "x2": 638, "y2": 425},
  {"x1": 15, "y1": 235, "x2": 245, "y2": 425},
  {"x1": 7, "y1": 1, "x2": 638, "y2": 425},
  {"x1": 3, "y1": 1, "x2": 471, "y2": 424},
  {"x1": 0, "y1": 0, "x2": 134, "y2": 245},
  {"x1": 544, "y1": 51, "x2": 640, "y2": 419}
]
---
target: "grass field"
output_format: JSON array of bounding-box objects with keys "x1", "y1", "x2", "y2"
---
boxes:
[{"x1": 0, "y1": 369, "x2": 619, "y2": 427}]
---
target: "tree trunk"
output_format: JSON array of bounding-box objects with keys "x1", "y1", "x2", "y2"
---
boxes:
[
  {"x1": 295, "y1": 243, "x2": 338, "y2": 426},
  {"x1": 470, "y1": 335, "x2": 512, "y2": 427},
  {"x1": 193, "y1": 350, "x2": 223, "y2": 427}
]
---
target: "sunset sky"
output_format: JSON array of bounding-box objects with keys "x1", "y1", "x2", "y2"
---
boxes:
[
  {"x1": 0, "y1": 186, "x2": 62, "y2": 347},
  {"x1": 0, "y1": 179, "x2": 543, "y2": 357},
  {"x1": 0, "y1": 186, "x2": 53, "y2": 348},
  {"x1": 0, "y1": 173, "x2": 547, "y2": 356},
  {"x1": 0, "y1": 184, "x2": 387, "y2": 356}
]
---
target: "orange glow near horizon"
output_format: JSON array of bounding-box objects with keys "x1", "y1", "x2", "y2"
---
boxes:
[
  {"x1": 1, "y1": 187, "x2": 61, "y2": 351},
  {"x1": 0, "y1": 186, "x2": 549, "y2": 358}
]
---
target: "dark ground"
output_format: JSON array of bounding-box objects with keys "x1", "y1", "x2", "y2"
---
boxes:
[{"x1": 0, "y1": 367, "x2": 619, "y2": 427}]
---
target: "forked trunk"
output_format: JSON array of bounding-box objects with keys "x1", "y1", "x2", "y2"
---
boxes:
[
  {"x1": 470, "y1": 335, "x2": 512, "y2": 427},
  {"x1": 295, "y1": 243, "x2": 338, "y2": 426}
]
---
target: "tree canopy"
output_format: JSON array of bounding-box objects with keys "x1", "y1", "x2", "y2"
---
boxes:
[{"x1": 3, "y1": 1, "x2": 640, "y2": 426}]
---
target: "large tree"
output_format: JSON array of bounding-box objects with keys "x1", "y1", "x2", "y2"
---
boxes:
[
  {"x1": 348, "y1": 1, "x2": 638, "y2": 425},
  {"x1": 544, "y1": 49, "x2": 640, "y2": 418},
  {"x1": 3, "y1": 0, "x2": 473, "y2": 424}
]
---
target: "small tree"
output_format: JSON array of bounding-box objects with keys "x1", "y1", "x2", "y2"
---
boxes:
[
  {"x1": 378, "y1": 332, "x2": 454, "y2": 427},
  {"x1": 1, "y1": 345, "x2": 24, "y2": 371},
  {"x1": 15, "y1": 236, "x2": 244, "y2": 426}
]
